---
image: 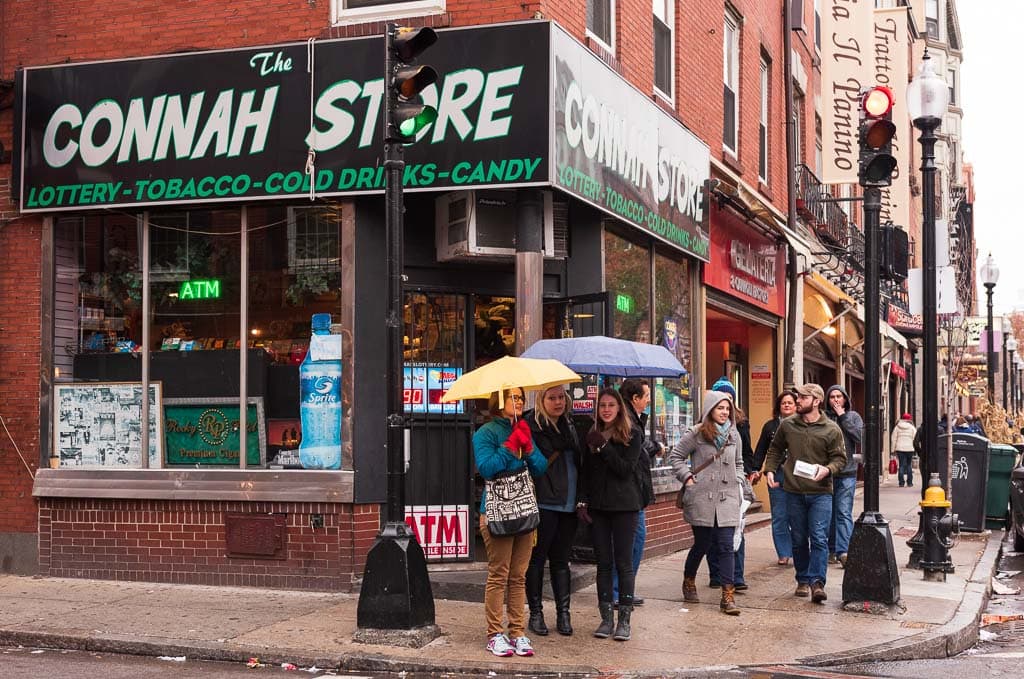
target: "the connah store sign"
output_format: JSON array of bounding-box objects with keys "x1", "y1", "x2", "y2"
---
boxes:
[{"x1": 15, "y1": 21, "x2": 710, "y2": 260}]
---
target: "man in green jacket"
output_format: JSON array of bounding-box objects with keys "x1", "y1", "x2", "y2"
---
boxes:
[{"x1": 763, "y1": 383, "x2": 846, "y2": 604}]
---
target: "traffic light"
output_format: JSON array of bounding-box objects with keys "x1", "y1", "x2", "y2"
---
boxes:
[
  {"x1": 385, "y1": 25, "x2": 438, "y2": 144},
  {"x1": 881, "y1": 222, "x2": 909, "y2": 281},
  {"x1": 858, "y1": 85, "x2": 897, "y2": 187}
]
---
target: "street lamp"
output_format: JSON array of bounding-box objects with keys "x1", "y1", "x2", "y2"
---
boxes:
[
  {"x1": 1007, "y1": 332, "x2": 1019, "y2": 410},
  {"x1": 905, "y1": 51, "x2": 949, "y2": 575},
  {"x1": 1012, "y1": 349, "x2": 1022, "y2": 414},
  {"x1": 980, "y1": 253, "x2": 1000, "y2": 401}
]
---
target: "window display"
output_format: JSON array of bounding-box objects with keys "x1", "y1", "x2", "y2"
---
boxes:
[
  {"x1": 604, "y1": 229, "x2": 651, "y2": 343},
  {"x1": 53, "y1": 205, "x2": 349, "y2": 470}
]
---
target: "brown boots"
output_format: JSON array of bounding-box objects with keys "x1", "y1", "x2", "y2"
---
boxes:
[
  {"x1": 682, "y1": 576, "x2": 700, "y2": 603},
  {"x1": 720, "y1": 585, "x2": 740, "y2": 615}
]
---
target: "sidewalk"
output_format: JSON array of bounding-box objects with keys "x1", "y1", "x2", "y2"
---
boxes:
[{"x1": 0, "y1": 480, "x2": 1001, "y2": 676}]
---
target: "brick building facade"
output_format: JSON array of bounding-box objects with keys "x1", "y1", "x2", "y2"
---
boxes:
[{"x1": 0, "y1": 0, "x2": 814, "y2": 589}]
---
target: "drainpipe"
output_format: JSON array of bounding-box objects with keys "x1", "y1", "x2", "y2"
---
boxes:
[{"x1": 783, "y1": 0, "x2": 800, "y2": 389}]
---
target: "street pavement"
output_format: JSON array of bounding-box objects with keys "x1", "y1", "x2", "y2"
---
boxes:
[{"x1": 0, "y1": 479, "x2": 1002, "y2": 677}]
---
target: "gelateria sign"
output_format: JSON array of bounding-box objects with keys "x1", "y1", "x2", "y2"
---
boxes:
[
  {"x1": 164, "y1": 400, "x2": 265, "y2": 466},
  {"x1": 16, "y1": 22, "x2": 710, "y2": 260}
]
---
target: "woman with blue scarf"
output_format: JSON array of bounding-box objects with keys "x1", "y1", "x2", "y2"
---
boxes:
[{"x1": 668, "y1": 390, "x2": 745, "y2": 616}]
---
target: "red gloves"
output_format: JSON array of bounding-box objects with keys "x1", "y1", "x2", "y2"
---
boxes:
[{"x1": 503, "y1": 418, "x2": 534, "y2": 456}]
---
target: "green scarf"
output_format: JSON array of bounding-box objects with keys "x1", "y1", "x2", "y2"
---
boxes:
[{"x1": 714, "y1": 422, "x2": 731, "y2": 450}]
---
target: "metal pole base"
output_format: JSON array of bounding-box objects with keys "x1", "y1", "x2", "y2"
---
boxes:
[
  {"x1": 906, "y1": 511, "x2": 925, "y2": 570},
  {"x1": 356, "y1": 522, "x2": 436, "y2": 633},
  {"x1": 842, "y1": 511, "x2": 901, "y2": 605}
]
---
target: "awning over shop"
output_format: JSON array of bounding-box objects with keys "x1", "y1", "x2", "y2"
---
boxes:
[{"x1": 806, "y1": 271, "x2": 856, "y2": 305}]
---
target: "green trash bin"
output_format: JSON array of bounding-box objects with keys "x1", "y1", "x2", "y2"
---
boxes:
[{"x1": 986, "y1": 443, "x2": 1019, "y2": 529}]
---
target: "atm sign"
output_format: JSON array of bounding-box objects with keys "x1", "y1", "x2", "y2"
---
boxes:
[{"x1": 404, "y1": 504, "x2": 470, "y2": 560}]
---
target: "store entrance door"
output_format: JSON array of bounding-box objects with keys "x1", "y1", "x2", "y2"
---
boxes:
[{"x1": 402, "y1": 292, "x2": 475, "y2": 562}]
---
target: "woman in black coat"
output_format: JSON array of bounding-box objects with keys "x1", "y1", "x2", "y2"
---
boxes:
[
  {"x1": 524, "y1": 386, "x2": 584, "y2": 637},
  {"x1": 752, "y1": 390, "x2": 798, "y2": 565},
  {"x1": 578, "y1": 388, "x2": 643, "y2": 641}
]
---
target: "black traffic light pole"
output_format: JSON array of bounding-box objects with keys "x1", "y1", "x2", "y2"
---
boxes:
[
  {"x1": 355, "y1": 23, "x2": 436, "y2": 638},
  {"x1": 842, "y1": 87, "x2": 900, "y2": 606}
]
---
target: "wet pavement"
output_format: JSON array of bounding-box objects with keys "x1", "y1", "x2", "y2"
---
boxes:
[{"x1": 0, "y1": 481, "x2": 1003, "y2": 677}]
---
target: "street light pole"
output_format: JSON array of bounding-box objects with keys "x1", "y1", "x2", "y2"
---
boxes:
[
  {"x1": 981, "y1": 253, "x2": 1000, "y2": 402},
  {"x1": 904, "y1": 51, "x2": 947, "y2": 570},
  {"x1": 1003, "y1": 320, "x2": 1010, "y2": 409}
]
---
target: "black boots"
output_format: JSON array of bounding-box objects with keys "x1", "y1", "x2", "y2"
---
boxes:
[
  {"x1": 525, "y1": 563, "x2": 549, "y2": 636},
  {"x1": 593, "y1": 602, "x2": 615, "y2": 638},
  {"x1": 551, "y1": 568, "x2": 573, "y2": 636},
  {"x1": 614, "y1": 606, "x2": 630, "y2": 643}
]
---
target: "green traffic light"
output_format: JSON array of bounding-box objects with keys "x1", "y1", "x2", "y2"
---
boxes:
[{"x1": 399, "y1": 108, "x2": 437, "y2": 137}]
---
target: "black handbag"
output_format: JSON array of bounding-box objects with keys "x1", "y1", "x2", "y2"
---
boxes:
[{"x1": 484, "y1": 467, "x2": 540, "y2": 536}]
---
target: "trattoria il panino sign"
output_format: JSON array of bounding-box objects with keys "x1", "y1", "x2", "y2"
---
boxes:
[{"x1": 16, "y1": 22, "x2": 710, "y2": 260}]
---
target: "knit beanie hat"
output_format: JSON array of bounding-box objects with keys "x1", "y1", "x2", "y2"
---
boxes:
[{"x1": 711, "y1": 377, "x2": 736, "y2": 400}]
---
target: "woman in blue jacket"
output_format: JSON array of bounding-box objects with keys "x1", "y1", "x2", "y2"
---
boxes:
[{"x1": 473, "y1": 387, "x2": 548, "y2": 658}]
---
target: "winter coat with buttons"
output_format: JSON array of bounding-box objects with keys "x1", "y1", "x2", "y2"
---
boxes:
[{"x1": 667, "y1": 392, "x2": 745, "y2": 528}]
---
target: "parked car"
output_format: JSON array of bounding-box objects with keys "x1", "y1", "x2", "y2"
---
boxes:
[{"x1": 1010, "y1": 464, "x2": 1024, "y2": 551}]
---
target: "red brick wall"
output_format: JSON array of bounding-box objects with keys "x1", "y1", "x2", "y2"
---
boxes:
[
  {"x1": 644, "y1": 492, "x2": 694, "y2": 558},
  {"x1": 0, "y1": 206, "x2": 43, "y2": 534},
  {"x1": 39, "y1": 498, "x2": 380, "y2": 591}
]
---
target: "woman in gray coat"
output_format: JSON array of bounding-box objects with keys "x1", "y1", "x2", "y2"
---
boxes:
[{"x1": 668, "y1": 390, "x2": 744, "y2": 615}]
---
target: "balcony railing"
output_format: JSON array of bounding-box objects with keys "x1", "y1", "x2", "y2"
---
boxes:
[{"x1": 795, "y1": 164, "x2": 851, "y2": 247}]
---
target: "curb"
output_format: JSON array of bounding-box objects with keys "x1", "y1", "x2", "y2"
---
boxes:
[
  {"x1": 797, "y1": 530, "x2": 1002, "y2": 666},
  {"x1": 0, "y1": 628, "x2": 601, "y2": 678}
]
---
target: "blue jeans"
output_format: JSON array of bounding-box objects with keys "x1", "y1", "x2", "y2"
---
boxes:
[
  {"x1": 787, "y1": 492, "x2": 832, "y2": 585},
  {"x1": 896, "y1": 452, "x2": 914, "y2": 487},
  {"x1": 829, "y1": 476, "x2": 857, "y2": 556},
  {"x1": 768, "y1": 484, "x2": 793, "y2": 559},
  {"x1": 613, "y1": 508, "x2": 645, "y2": 600}
]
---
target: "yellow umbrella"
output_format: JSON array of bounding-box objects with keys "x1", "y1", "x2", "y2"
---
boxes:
[{"x1": 441, "y1": 356, "x2": 581, "y2": 403}]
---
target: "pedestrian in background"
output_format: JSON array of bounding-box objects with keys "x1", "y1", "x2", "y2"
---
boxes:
[
  {"x1": 579, "y1": 388, "x2": 643, "y2": 641},
  {"x1": 612, "y1": 378, "x2": 660, "y2": 608},
  {"x1": 524, "y1": 386, "x2": 583, "y2": 637},
  {"x1": 824, "y1": 385, "x2": 863, "y2": 568},
  {"x1": 473, "y1": 387, "x2": 548, "y2": 658},
  {"x1": 764, "y1": 383, "x2": 846, "y2": 604},
  {"x1": 752, "y1": 390, "x2": 798, "y2": 565},
  {"x1": 669, "y1": 390, "x2": 745, "y2": 616},
  {"x1": 890, "y1": 413, "x2": 918, "y2": 488},
  {"x1": 706, "y1": 377, "x2": 755, "y2": 591}
]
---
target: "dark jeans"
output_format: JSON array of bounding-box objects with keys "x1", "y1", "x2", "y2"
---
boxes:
[
  {"x1": 612, "y1": 507, "x2": 646, "y2": 600},
  {"x1": 590, "y1": 509, "x2": 639, "y2": 604},
  {"x1": 896, "y1": 451, "x2": 914, "y2": 486},
  {"x1": 529, "y1": 508, "x2": 578, "y2": 572},
  {"x1": 707, "y1": 533, "x2": 745, "y2": 585},
  {"x1": 685, "y1": 523, "x2": 736, "y2": 587}
]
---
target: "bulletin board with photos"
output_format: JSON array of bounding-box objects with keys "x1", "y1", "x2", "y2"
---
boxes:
[{"x1": 53, "y1": 381, "x2": 163, "y2": 468}]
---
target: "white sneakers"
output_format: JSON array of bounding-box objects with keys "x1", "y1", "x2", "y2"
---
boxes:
[
  {"x1": 487, "y1": 633, "x2": 514, "y2": 657},
  {"x1": 511, "y1": 635, "x2": 535, "y2": 656},
  {"x1": 486, "y1": 633, "x2": 535, "y2": 657}
]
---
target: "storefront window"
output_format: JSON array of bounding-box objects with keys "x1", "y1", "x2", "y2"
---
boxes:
[
  {"x1": 654, "y1": 251, "x2": 693, "y2": 449},
  {"x1": 604, "y1": 229, "x2": 651, "y2": 343},
  {"x1": 51, "y1": 205, "x2": 350, "y2": 471},
  {"x1": 404, "y1": 291, "x2": 466, "y2": 415}
]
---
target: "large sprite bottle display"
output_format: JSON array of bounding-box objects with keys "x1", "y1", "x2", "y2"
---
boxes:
[{"x1": 299, "y1": 313, "x2": 343, "y2": 470}]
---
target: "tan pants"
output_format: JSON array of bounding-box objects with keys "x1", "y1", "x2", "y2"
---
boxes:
[{"x1": 479, "y1": 514, "x2": 535, "y2": 638}]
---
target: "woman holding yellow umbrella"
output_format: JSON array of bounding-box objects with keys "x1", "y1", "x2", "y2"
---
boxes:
[
  {"x1": 442, "y1": 357, "x2": 580, "y2": 658},
  {"x1": 474, "y1": 386, "x2": 547, "y2": 657}
]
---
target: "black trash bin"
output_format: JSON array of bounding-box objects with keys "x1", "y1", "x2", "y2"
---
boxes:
[{"x1": 936, "y1": 433, "x2": 990, "y2": 532}]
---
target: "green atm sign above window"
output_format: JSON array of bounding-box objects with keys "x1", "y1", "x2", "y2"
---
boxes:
[
  {"x1": 615, "y1": 293, "x2": 635, "y2": 314},
  {"x1": 179, "y1": 279, "x2": 221, "y2": 300}
]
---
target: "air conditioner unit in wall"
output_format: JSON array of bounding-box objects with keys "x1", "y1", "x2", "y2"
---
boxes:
[{"x1": 435, "y1": 189, "x2": 564, "y2": 261}]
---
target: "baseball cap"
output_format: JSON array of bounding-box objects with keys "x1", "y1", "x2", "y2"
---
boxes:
[
  {"x1": 795, "y1": 383, "x2": 824, "y2": 401},
  {"x1": 902, "y1": 413, "x2": 913, "y2": 421}
]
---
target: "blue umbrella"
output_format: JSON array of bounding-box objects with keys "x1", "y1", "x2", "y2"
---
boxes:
[{"x1": 521, "y1": 336, "x2": 687, "y2": 378}]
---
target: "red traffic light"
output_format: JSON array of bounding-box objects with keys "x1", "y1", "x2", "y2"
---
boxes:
[{"x1": 862, "y1": 86, "x2": 894, "y2": 118}]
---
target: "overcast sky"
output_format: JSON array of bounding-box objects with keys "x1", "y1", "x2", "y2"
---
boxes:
[{"x1": 957, "y1": 2, "x2": 1021, "y2": 315}]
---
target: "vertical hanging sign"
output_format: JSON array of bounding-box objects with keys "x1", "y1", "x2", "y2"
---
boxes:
[
  {"x1": 820, "y1": 0, "x2": 874, "y2": 184},
  {"x1": 874, "y1": 7, "x2": 910, "y2": 233}
]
